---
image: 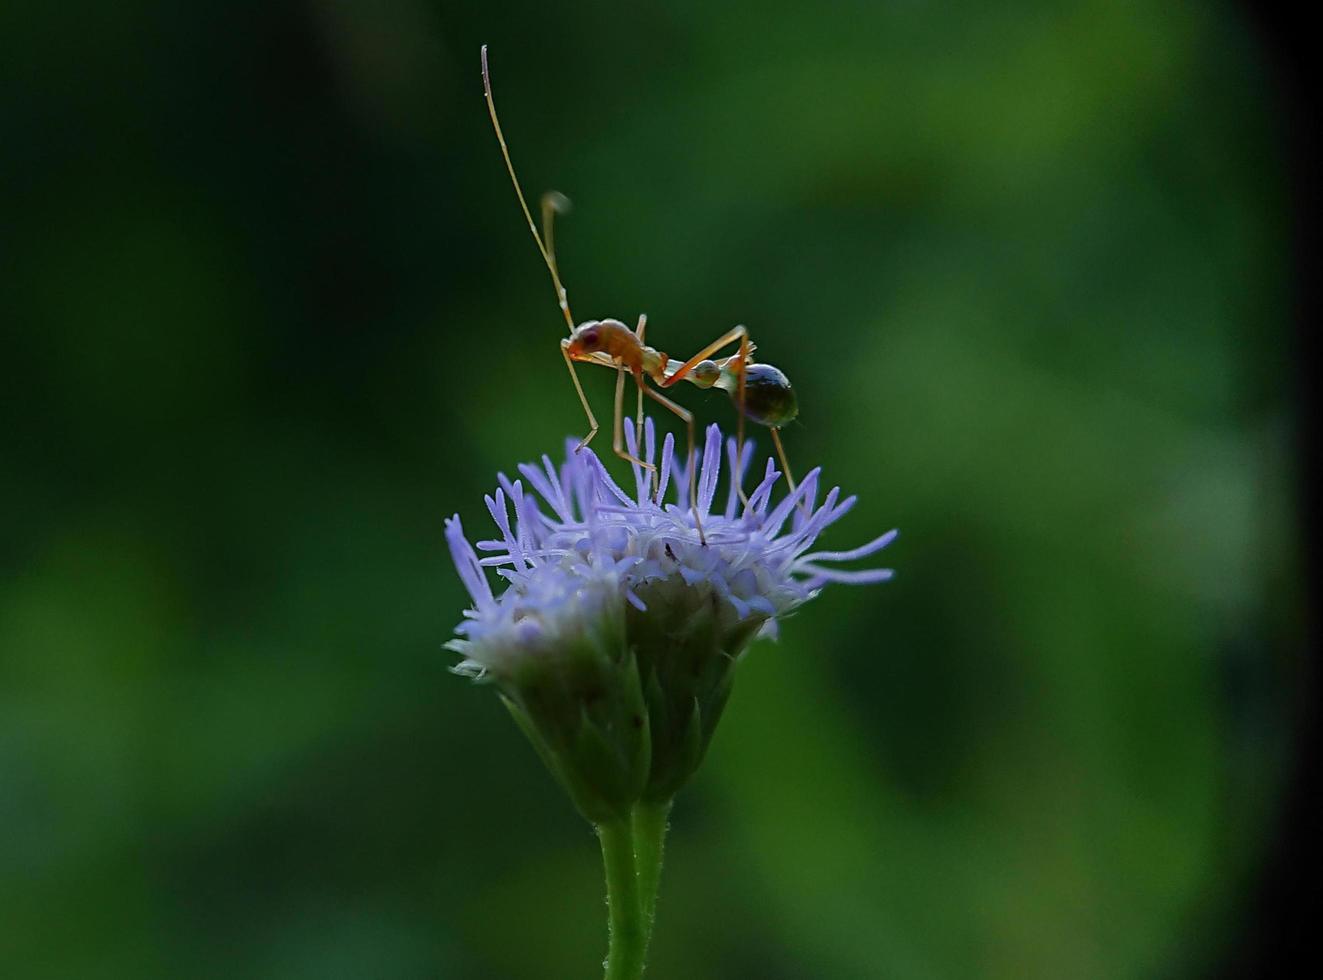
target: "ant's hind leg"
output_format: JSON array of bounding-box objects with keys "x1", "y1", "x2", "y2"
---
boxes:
[
  {"x1": 562, "y1": 346, "x2": 599, "y2": 452},
  {"x1": 769, "y1": 426, "x2": 810, "y2": 518},
  {"x1": 612, "y1": 364, "x2": 656, "y2": 473},
  {"x1": 734, "y1": 331, "x2": 752, "y2": 506},
  {"x1": 658, "y1": 324, "x2": 749, "y2": 388},
  {"x1": 663, "y1": 324, "x2": 755, "y2": 506}
]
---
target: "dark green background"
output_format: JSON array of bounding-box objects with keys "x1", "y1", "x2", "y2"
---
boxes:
[{"x1": 1, "y1": 1, "x2": 1305, "y2": 977}]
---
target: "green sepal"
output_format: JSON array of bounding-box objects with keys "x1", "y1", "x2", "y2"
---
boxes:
[
  {"x1": 486, "y1": 569, "x2": 772, "y2": 817},
  {"x1": 500, "y1": 694, "x2": 557, "y2": 777},
  {"x1": 499, "y1": 642, "x2": 652, "y2": 824}
]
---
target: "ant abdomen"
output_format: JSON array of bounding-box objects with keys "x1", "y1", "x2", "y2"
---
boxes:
[{"x1": 726, "y1": 363, "x2": 798, "y2": 428}]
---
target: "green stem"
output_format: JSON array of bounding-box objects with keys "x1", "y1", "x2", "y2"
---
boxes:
[
  {"x1": 597, "y1": 819, "x2": 646, "y2": 980},
  {"x1": 632, "y1": 799, "x2": 672, "y2": 950}
]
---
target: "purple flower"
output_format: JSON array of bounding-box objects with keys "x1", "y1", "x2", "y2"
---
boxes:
[
  {"x1": 446, "y1": 418, "x2": 895, "y2": 674},
  {"x1": 444, "y1": 417, "x2": 896, "y2": 816}
]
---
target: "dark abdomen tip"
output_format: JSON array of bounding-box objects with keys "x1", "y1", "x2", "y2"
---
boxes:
[{"x1": 731, "y1": 363, "x2": 798, "y2": 427}]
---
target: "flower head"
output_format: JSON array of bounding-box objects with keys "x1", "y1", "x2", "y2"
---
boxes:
[{"x1": 445, "y1": 418, "x2": 895, "y2": 817}]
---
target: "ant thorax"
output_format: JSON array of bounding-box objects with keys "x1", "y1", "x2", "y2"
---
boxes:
[{"x1": 566, "y1": 319, "x2": 689, "y2": 386}]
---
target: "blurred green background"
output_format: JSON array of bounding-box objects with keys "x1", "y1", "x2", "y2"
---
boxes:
[{"x1": 1, "y1": 1, "x2": 1306, "y2": 977}]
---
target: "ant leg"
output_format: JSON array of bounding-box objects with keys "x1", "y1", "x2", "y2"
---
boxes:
[
  {"x1": 562, "y1": 345, "x2": 599, "y2": 452},
  {"x1": 769, "y1": 426, "x2": 810, "y2": 518},
  {"x1": 734, "y1": 331, "x2": 751, "y2": 506},
  {"x1": 658, "y1": 324, "x2": 749, "y2": 388},
  {"x1": 661, "y1": 324, "x2": 753, "y2": 506},
  {"x1": 634, "y1": 315, "x2": 648, "y2": 433},
  {"x1": 613, "y1": 363, "x2": 656, "y2": 472},
  {"x1": 632, "y1": 371, "x2": 658, "y2": 498},
  {"x1": 642, "y1": 384, "x2": 706, "y2": 545}
]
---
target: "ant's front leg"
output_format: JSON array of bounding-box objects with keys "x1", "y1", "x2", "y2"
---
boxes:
[{"x1": 562, "y1": 345, "x2": 599, "y2": 452}]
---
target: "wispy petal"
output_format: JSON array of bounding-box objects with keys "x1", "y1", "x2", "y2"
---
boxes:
[{"x1": 443, "y1": 418, "x2": 894, "y2": 678}]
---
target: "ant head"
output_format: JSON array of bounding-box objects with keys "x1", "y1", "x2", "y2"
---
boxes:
[
  {"x1": 569, "y1": 321, "x2": 603, "y2": 354},
  {"x1": 566, "y1": 319, "x2": 626, "y2": 357}
]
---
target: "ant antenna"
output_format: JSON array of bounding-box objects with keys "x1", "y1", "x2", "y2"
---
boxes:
[
  {"x1": 541, "y1": 191, "x2": 571, "y2": 288},
  {"x1": 481, "y1": 45, "x2": 575, "y2": 333}
]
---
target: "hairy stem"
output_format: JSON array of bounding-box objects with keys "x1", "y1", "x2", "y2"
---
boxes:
[
  {"x1": 632, "y1": 799, "x2": 672, "y2": 951},
  {"x1": 598, "y1": 819, "x2": 646, "y2": 980}
]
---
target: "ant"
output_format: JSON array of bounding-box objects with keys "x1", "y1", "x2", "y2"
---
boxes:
[{"x1": 480, "y1": 45, "x2": 799, "y2": 540}]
